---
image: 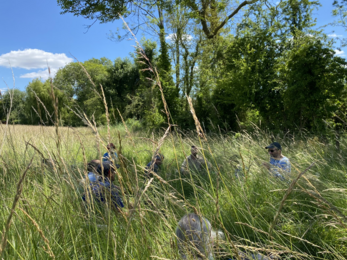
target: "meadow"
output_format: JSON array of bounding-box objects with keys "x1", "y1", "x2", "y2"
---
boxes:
[{"x1": 0, "y1": 123, "x2": 346, "y2": 259}]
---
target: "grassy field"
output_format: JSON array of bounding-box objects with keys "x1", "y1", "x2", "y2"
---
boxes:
[{"x1": 0, "y1": 123, "x2": 346, "y2": 259}]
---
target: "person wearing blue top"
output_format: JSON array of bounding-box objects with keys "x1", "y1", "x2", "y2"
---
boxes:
[
  {"x1": 86, "y1": 159, "x2": 101, "y2": 182},
  {"x1": 83, "y1": 161, "x2": 124, "y2": 211},
  {"x1": 263, "y1": 142, "x2": 291, "y2": 180},
  {"x1": 145, "y1": 154, "x2": 164, "y2": 178},
  {"x1": 103, "y1": 143, "x2": 118, "y2": 162}
]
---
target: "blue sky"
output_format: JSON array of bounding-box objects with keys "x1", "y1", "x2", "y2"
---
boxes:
[{"x1": 0, "y1": 0, "x2": 346, "y2": 92}]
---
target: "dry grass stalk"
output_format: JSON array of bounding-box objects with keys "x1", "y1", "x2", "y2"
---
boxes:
[
  {"x1": 119, "y1": 14, "x2": 171, "y2": 125},
  {"x1": 0, "y1": 79, "x2": 14, "y2": 156},
  {"x1": 235, "y1": 222, "x2": 273, "y2": 238},
  {"x1": 0, "y1": 156, "x2": 34, "y2": 257},
  {"x1": 28, "y1": 87, "x2": 55, "y2": 125},
  {"x1": 25, "y1": 141, "x2": 46, "y2": 160},
  {"x1": 297, "y1": 183, "x2": 347, "y2": 229},
  {"x1": 70, "y1": 54, "x2": 102, "y2": 99},
  {"x1": 186, "y1": 95, "x2": 207, "y2": 141},
  {"x1": 148, "y1": 125, "x2": 172, "y2": 167},
  {"x1": 117, "y1": 108, "x2": 135, "y2": 146},
  {"x1": 17, "y1": 207, "x2": 55, "y2": 259},
  {"x1": 99, "y1": 83, "x2": 111, "y2": 144},
  {"x1": 153, "y1": 67, "x2": 170, "y2": 124},
  {"x1": 48, "y1": 67, "x2": 61, "y2": 153},
  {"x1": 269, "y1": 162, "x2": 315, "y2": 236},
  {"x1": 126, "y1": 177, "x2": 154, "y2": 231},
  {"x1": 31, "y1": 106, "x2": 45, "y2": 125},
  {"x1": 277, "y1": 230, "x2": 323, "y2": 249}
]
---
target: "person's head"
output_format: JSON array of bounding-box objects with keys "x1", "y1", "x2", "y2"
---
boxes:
[
  {"x1": 191, "y1": 146, "x2": 198, "y2": 157},
  {"x1": 265, "y1": 142, "x2": 282, "y2": 158},
  {"x1": 107, "y1": 143, "x2": 116, "y2": 152},
  {"x1": 154, "y1": 154, "x2": 164, "y2": 165},
  {"x1": 87, "y1": 159, "x2": 101, "y2": 172},
  {"x1": 97, "y1": 161, "x2": 115, "y2": 181}
]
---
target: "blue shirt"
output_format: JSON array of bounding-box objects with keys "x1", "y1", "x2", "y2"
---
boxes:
[
  {"x1": 82, "y1": 178, "x2": 124, "y2": 209},
  {"x1": 270, "y1": 156, "x2": 291, "y2": 180},
  {"x1": 87, "y1": 172, "x2": 98, "y2": 182},
  {"x1": 146, "y1": 161, "x2": 159, "y2": 173},
  {"x1": 145, "y1": 161, "x2": 160, "y2": 178},
  {"x1": 103, "y1": 152, "x2": 118, "y2": 162}
]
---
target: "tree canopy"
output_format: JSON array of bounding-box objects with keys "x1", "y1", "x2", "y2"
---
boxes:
[{"x1": 1, "y1": 0, "x2": 347, "y2": 137}]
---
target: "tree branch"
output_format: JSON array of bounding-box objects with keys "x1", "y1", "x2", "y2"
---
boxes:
[{"x1": 204, "y1": 0, "x2": 259, "y2": 38}]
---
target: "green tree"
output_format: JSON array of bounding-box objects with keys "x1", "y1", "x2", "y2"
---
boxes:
[
  {"x1": 157, "y1": 18, "x2": 180, "y2": 123},
  {"x1": 0, "y1": 89, "x2": 27, "y2": 124},
  {"x1": 212, "y1": 0, "x2": 322, "y2": 131},
  {"x1": 57, "y1": 0, "x2": 259, "y2": 39},
  {"x1": 124, "y1": 39, "x2": 166, "y2": 128},
  {"x1": 332, "y1": 0, "x2": 347, "y2": 46},
  {"x1": 54, "y1": 58, "x2": 110, "y2": 125},
  {"x1": 103, "y1": 57, "x2": 139, "y2": 115},
  {"x1": 280, "y1": 38, "x2": 347, "y2": 131},
  {"x1": 25, "y1": 79, "x2": 73, "y2": 125}
]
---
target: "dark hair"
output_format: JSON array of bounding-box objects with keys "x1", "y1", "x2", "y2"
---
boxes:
[
  {"x1": 97, "y1": 162, "x2": 113, "y2": 177},
  {"x1": 87, "y1": 160, "x2": 100, "y2": 172},
  {"x1": 107, "y1": 143, "x2": 116, "y2": 150},
  {"x1": 154, "y1": 153, "x2": 164, "y2": 161}
]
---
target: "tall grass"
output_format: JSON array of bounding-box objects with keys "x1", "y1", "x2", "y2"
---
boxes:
[{"x1": 0, "y1": 123, "x2": 346, "y2": 259}]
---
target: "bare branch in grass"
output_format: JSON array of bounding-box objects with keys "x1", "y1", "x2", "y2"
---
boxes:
[
  {"x1": 186, "y1": 95, "x2": 207, "y2": 141},
  {"x1": 117, "y1": 108, "x2": 135, "y2": 147},
  {"x1": 48, "y1": 67, "x2": 61, "y2": 153}
]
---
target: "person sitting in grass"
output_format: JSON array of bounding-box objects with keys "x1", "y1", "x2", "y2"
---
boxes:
[
  {"x1": 103, "y1": 143, "x2": 118, "y2": 162},
  {"x1": 145, "y1": 154, "x2": 164, "y2": 177},
  {"x1": 83, "y1": 161, "x2": 124, "y2": 211},
  {"x1": 263, "y1": 142, "x2": 291, "y2": 180},
  {"x1": 180, "y1": 145, "x2": 212, "y2": 175},
  {"x1": 87, "y1": 159, "x2": 101, "y2": 182},
  {"x1": 103, "y1": 143, "x2": 121, "y2": 169}
]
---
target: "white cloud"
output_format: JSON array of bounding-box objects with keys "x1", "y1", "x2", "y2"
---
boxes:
[
  {"x1": 166, "y1": 33, "x2": 193, "y2": 42},
  {"x1": 328, "y1": 33, "x2": 343, "y2": 38},
  {"x1": 20, "y1": 68, "x2": 58, "y2": 80},
  {"x1": 0, "y1": 49, "x2": 73, "y2": 79},
  {"x1": 335, "y1": 49, "x2": 345, "y2": 56}
]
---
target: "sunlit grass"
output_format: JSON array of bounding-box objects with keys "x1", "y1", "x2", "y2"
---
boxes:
[{"x1": 0, "y1": 123, "x2": 346, "y2": 259}]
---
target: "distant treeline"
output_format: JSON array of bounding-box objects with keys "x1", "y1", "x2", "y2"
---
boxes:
[{"x1": 1, "y1": 1, "x2": 347, "y2": 134}]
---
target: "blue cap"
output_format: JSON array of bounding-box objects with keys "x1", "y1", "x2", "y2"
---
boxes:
[
  {"x1": 265, "y1": 142, "x2": 282, "y2": 150},
  {"x1": 154, "y1": 154, "x2": 164, "y2": 161}
]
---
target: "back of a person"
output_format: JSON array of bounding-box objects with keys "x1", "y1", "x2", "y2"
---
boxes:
[
  {"x1": 176, "y1": 213, "x2": 213, "y2": 260},
  {"x1": 145, "y1": 154, "x2": 164, "y2": 178},
  {"x1": 82, "y1": 162, "x2": 124, "y2": 211},
  {"x1": 181, "y1": 146, "x2": 212, "y2": 175},
  {"x1": 88, "y1": 179, "x2": 124, "y2": 210}
]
